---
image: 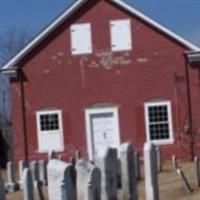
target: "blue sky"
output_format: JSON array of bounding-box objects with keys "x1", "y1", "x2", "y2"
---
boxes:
[{"x1": 0, "y1": 0, "x2": 200, "y2": 45}]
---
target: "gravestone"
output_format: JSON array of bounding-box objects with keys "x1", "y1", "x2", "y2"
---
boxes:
[
  {"x1": 120, "y1": 143, "x2": 137, "y2": 200},
  {"x1": 172, "y1": 155, "x2": 178, "y2": 170},
  {"x1": 30, "y1": 161, "x2": 40, "y2": 184},
  {"x1": 75, "y1": 150, "x2": 81, "y2": 162},
  {"x1": 6, "y1": 161, "x2": 19, "y2": 192},
  {"x1": 34, "y1": 181, "x2": 45, "y2": 200},
  {"x1": 194, "y1": 157, "x2": 200, "y2": 187},
  {"x1": 76, "y1": 159, "x2": 101, "y2": 200},
  {"x1": 96, "y1": 148, "x2": 118, "y2": 200},
  {"x1": 47, "y1": 159, "x2": 76, "y2": 200},
  {"x1": 156, "y1": 146, "x2": 162, "y2": 172},
  {"x1": 144, "y1": 142, "x2": 159, "y2": 200},
  {"x1": 19, "y1": 160, "x2": 28, "y2": 188},
  {"x1": 23, "y1": 168, "x2": 34, "y2": 200},
  {"x1": 134, "y1": 152, "x2": 141, "y2": 180},
  {"x1": 48, "y1": 150, "x2": 57, "y2": 160},
  {"x1": 176, "y1": 169, "x2": 193, "y2": 194},
  {"x1": 38, "y1": 160, "x2": 47, "y2": 186},
  {"x1": 0, "y1": 171, "x2": 5, "y2": 200}
]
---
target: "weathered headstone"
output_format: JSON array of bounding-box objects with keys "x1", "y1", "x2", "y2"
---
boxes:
[
  {"x1": 96, "y1": 148, "x2": 118, "y2": 200},
  {"x1": 156, "y1": 146, "x2": 162, "y2": 172},
  {"x1": 172, "y1": 155, "x2": 178, "y2": 170},
  {"x1": 69, "y1": 156, "x2": 76, "y2": 166},
  {"x1": 0, "y1": 171, "x2": 5, "y2": 200},
  {"x1": 30, "y1": 161, "x2": 40, "y2": 184},
  {"x1": 19, "y1": 160, "x2": 28, "y2": 188},
  {"x1": 134, "y1": 152, "x2": 141, "y2": 180},
  {"x1": 194, "y1": 157, "x2": 200, "y2": 187},
  {"x1": 47, "y1": 159, "x2": 76, "y2": 200},
  {"x1": 6, "y1": 161, "x2": 19, "y2": 192},
  {"x1": 23, "y1": 168, "x2": 34, "y2": 200},
  {"x1": 144, "y1": 142, "x2": 159, "y2": 200},
  {"x1": 120, "y1": 143, "x2": 137, "y2": 200},
  {"x1": 38, "y1": 160, "x2": 47, "y2": 186},
  {"x1": 75, "y1": 150, "x2": 81, "y2": 162},
  {"x1": 58, "y1": 154, "x2": 65, "y2": 161},
  {"x1": 76, "y1": 159, "x2": 101, "y2": 200},
  {"x1": 34, "y1": 181, "x2": 45, "y2": 200},
  {"x1": 48, "y1": 150, "x2": 57, "y2": 160},
  {"x1": 176, "y1": 169, "x2": 193, "y2": 194}
]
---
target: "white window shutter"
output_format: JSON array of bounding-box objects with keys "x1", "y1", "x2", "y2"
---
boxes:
[
  {"x1": 70, "y1": 23, "x2": 92, "y2": 55},
  {"x1": 110, "y1": 19, "x2": 132, "y2": 51}
]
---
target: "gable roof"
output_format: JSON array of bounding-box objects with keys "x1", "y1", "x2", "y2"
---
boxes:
[{"x1": 2, "y1": 0, "x2": 200, "y2": 71}]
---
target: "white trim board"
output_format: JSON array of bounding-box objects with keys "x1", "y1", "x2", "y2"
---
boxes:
[
  {"x1": 85, "y1": 107, "x2": 121, "y2": 161},
  {"x1": 1, "y1": 0, "x2": 199, "y2": 71}
]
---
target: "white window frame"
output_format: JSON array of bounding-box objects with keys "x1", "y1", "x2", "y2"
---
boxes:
[
  {"x1": 110, "y1": 19, "x2": 132, "y2": 52},
  {"x1": 144, "y1": 101, "x2": 174, "y2": 145},
  {"x1": 85, "y1": 107, "x2": 121, "y2": 161},
  {"x1": 70, "y1": 22, "x2": 92, "y2": 55},
  {"x1": 36, "y1": 109, "x2": 64, "y2": 152}
]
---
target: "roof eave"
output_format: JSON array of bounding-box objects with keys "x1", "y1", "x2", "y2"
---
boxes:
[
  {"x1": 111, "y1": 0, "x2": 200, "y2": 51},
  {"x1": 2, "y1": 0, "x2": 200, "y2": 71},
  {"x1": 186, "y1": 51, "x2": 200, "y2": 63},
  {"x1": 1, "y1": 0, "x2": 87, "y2": 71}
]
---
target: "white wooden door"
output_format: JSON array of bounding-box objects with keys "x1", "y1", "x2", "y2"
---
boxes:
[{"x1": 85, "y1": 107, "x2": 120, "y2": 160}]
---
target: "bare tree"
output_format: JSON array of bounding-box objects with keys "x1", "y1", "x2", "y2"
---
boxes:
[
  {"x1": 0, "y1": 28, "x2": 30, "y2": 65},
  {"x1": 0, "y1": 28, "x2": 31, "y2": 125}
]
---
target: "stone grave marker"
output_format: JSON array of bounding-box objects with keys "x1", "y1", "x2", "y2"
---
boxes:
[
  {"x1": 76, "y1": 159, "x2": 101, "y2": 200},
  {"x1": 96, "y1": 148, "x2": 118, "y2": 200},
  {"x1": 194, "y1": 157, "x2": 200, "y2": 187},
  {"x1": 0, "y1": 171, "x2": 5, "y2": 200},
  {"x1": 120, "y1": 143, "x2": 137, "y2": 200},
  {"x1": 6, "y1": 161, "x2": 19, "y2": 192},
  {"x1": 172, "y1": 155, "x2": 179, "y2": 170},
  {"x1": 144, "y1": 142, "x2": 159, "y2": 200},
  {"x1": 156, "y1": 146, "x2": 162, "y2": 172},
  {"x1": 38, "y1": 160, "x2": 47, "y2": 186},
  {"x1": 34, "y1": 181, "x2": 45, "y2": 200},
  {"x1": 75, "y1": 150, "x2": 81, "y2": 162},
  {"x1": 47, "y1": 159, "x2": 76, "y2": 200},
  {"x1": 23, "y1": 168, "x2": 34, "y2": 200},
  {"x1": 19, "y1": 160, "x2": 28, "y2": 188},
  {"x1": 30, "y1": 161, "x2": 40, "y2": 185},
  {"x1": 176, "y1": 169, "x2": 193, "y2": 194},
  {"x1": 134, "y1": 152, "x2": 141, "y2": 180},
  {"x1": 48, "y1": 150, "x2": 57, "y2": 160}
]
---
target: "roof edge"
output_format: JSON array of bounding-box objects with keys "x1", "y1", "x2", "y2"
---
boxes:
[
  {"x1": 2, "y1": 0, "x2": 200, "y2": 70},
  {"x1": 111, "y1": 0, "x2": 200, "y2": 51},
  {"x1": 1, "y1": 0, "x2": 87, "y2": 70}
]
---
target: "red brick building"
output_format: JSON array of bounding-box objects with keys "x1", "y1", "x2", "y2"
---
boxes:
[{"x1": 1, "y1": 0, "x2": 200, "y2": 163}]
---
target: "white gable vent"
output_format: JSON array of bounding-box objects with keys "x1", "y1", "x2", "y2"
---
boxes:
[
  {"x1": 110, "y1": 19, "x2": 132, "y2": 51},
  {"x1": 70, "y1": 23, "x2": 92, "y2": 55}
]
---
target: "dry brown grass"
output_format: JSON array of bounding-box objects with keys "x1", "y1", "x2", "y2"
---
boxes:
[
  {"x1": 137, "y1": 161, "x2": 200, "y2": 200},
  {"x1": 4, "y1": 161, "x2": 200, "y2": 199}
]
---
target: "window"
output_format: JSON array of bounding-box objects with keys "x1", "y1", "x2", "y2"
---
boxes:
[
  {"x1": 144, "y1": 101, "x2": 173, "y2": 144},
  {"x1": 36, "y1": 109, "x2": 64, "y2": 152},
  {"x1": 70, "y1": 23, "x2": 92, "y2": 55},
  {"x1": 110, "y1": 19, "x2": 132, "y2": 51}
]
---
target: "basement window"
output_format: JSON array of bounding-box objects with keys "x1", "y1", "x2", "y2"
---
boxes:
[
  {"x1": 36, "y1": 109, "x2": 64, "y2": 152},
  {"x1": 110, "y1": 19, "x2": 132, "y2": 51},
  {"x1": 70, "y1": 23, "x2": 92, "y2": 55},
  {"x1": 144, "y1": 101, "x2": 174, "y2": 145}
]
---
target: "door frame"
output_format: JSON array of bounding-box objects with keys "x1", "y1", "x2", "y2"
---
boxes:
[{"x1": 85, "y1": 106, "x2": 121, "y2": 161}]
